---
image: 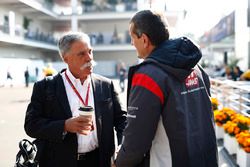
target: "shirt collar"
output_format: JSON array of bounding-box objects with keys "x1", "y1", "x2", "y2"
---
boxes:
[{"x1": 65, "y1": 68, "x2": 91, "y2": 86}]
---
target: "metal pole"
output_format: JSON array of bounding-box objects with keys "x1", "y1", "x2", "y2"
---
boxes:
[{"x1": 71, "y1": 0, "x2": 78, "y2": 31}]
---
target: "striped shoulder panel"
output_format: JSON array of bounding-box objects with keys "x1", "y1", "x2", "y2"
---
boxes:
[{"x1": 131, "y1": 73, "x2": 164, "y2": 104}]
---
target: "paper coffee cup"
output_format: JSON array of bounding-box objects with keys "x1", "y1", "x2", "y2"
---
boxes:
[
  {"x1": 78, "y1": 106, "x2": 94, "y2": 134},
  {"x1": 78, "y1": 106, "x2": 94, "y2": 117}
]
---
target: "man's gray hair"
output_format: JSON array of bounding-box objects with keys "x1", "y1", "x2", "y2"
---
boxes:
[{"x1": 58, "y1": 32, "x2": 91, "y2": 58}]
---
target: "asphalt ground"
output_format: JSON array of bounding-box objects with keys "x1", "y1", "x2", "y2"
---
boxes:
[{"x1": 0, "y1": 85, "x2": 33, "y2": 167}]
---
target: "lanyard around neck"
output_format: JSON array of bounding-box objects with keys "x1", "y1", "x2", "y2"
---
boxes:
[{"x1": 65, "y1": 71, "x2": 90, "y2": 106}]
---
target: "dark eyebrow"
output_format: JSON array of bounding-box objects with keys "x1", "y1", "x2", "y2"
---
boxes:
[{"x1": 76, "y1": 51, "x2": 85, "y2": 56}]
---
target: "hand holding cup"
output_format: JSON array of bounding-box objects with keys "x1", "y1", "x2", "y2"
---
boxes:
[{"x1": 78, "y1": 106, "x2": 94, "y2": 135}]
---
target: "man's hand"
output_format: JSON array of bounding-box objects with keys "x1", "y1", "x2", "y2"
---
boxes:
[
  {"x1": 111, "y1": 145, "x2": 121, "y2": 167},
  {"x1": 111, "y1": 157, "x2": 117, "y2": 167},
  {"x1": 115, "y1": 145, "x2": 121, "y2": 158},
  {"x1": 64, "y1": 116, "x2": 93, "y2": 135}
]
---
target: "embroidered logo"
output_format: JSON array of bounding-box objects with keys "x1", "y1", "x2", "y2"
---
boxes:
[{"x1": 185, "y1": 71, "x2": 199, "y2": 88}]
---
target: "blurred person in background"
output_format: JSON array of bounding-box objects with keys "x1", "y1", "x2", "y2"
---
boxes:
[
  {"x1": 43, "y1": 62, "x2": 57, "y2": 77},
  {"x1": 6, "y1": 69, "x2": 13, "y2": 87},
  {"x1": 25, "y1": 32, "x2": 127, "y2": 167},
  {"x1": 24, "y1": 67, "x2": 30, "y2": 87},
  {"x1": 233, "y1": 66, "x2": 243, "y2": 81},
  {"x1": 115, "y1": 10, "x2": 218, "y2": 167},
  {"x1": 118, "y1": 62, "x2": 127, "y2": 92},
  {"x1": 221, "y1": 65, "x2": 235, "y2": 80},
  {"x1": 35, "y1": 67, "x2": 39, "y2": 80}
]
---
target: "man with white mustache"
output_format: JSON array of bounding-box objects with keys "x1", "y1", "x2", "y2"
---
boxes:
[{"x1": 24, "y1": 32, "x2": 127, "y2": 167}]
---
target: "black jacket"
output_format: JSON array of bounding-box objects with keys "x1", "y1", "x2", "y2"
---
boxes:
[
  {"x1": 25, "y1": 71, "x2": 127, "y2": 167},
  {"x1": 116, "y1": 37, "x2": 218, "y2": 167}
]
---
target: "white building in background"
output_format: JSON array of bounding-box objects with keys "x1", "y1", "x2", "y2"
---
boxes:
[
  {"x1": 199, "y1": 0, "x2": 250, "y2": 71},
  {"x1": 0, "y1": 0, "x2": 183, "y2": 85},
  {"x1": 234, "y1": 0, "x2": 250, "y2": 70}
]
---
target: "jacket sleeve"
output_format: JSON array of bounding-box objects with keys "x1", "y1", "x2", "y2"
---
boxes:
[
  {"x1": 111, "y1": 81, "x2": 127, "y2": 145},
  {"x1": 24, "y1": 80, "x2": 65, "y2": 142},
  {"x1": 116, "y1": 73, "x2": 163, "y2": 167}
]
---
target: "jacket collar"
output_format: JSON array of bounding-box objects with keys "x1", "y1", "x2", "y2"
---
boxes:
[{"x1": 54, "y1": 73, "x2": 72, "y2": 118}]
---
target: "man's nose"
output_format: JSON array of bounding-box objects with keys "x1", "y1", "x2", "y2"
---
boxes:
[{"x1": 86, "y1": 52, "x2": 93, "y2": 61}]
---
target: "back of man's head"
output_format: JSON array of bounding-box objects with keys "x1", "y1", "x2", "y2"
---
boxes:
[{"x1": 130, "y1": 10, "x2": 169, "y2": 47}]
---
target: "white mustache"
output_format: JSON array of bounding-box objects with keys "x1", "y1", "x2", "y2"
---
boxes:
[{"x1": 80, "y1": 61, "x2": 96, "y2": 70}]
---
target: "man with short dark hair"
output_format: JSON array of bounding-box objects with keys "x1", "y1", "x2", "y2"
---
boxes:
[
  {"x1": 25, "y1": 32, "x2": 127, "y2": 167},
  {"x1": 115, "y1": 10, "x2": 218, "y2": 167}
]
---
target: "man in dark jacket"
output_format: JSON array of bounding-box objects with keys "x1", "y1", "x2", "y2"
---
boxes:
[
  {"x1": 115, "y1": 10, "x2": 218, "y2": 167},
  {"x1": 24, "y1": 32, "x2": 127, "y2": 167}
]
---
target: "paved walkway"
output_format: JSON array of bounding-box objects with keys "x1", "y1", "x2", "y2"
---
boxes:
[
  {"x1": 0, "y1": 85, "x2": 33, "y2": 167},
  {"x1": 0, "y1": 80, "x2": 237, "y2": 167}
]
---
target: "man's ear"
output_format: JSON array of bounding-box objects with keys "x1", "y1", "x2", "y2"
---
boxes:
[
  {"x1": 142, "y1": 33, "x2": 149, "y2": 48},
  {"x1": 63, "y1": 55, "x2": 68, "y2": 63}
]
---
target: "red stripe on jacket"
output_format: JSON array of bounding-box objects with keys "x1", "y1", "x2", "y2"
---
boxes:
[{"x1": 131, "y1": 73, "x2": 164, "y2": 104}]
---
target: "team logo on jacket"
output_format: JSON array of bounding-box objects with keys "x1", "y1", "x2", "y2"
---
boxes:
[{"x1": 185, "y1": 71, "x2": 199, "y2": 88}]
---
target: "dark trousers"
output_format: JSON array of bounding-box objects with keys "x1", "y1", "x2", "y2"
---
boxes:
[{"x1": 77, "y1": 148, "x2": 99, "y2": 167}]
